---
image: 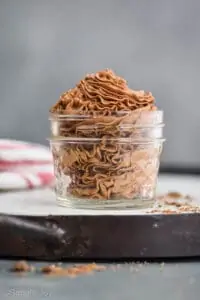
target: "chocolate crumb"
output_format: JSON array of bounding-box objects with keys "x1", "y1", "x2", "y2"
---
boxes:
[
  {"x1": 149, "y1": 192, "x2": 200, "y2": 214},
  {"x1": 167, "y1": 192, "x2": 182, "y2": 198},
  {"x1": 10, "y1": 262, "x2": 106, "y2": 277},
  {"x1": 11, "y1": 261, "x2": 34, "y2": 272},
  {"x1": 41, "y1": 264, "x2": 63, "y2": 274},
  {"x1": 41, "y1": 263, "x2": 106, "y2": 277}
]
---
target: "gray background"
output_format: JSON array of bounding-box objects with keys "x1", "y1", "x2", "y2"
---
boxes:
[{"x1": 0, "y1": 0, "x2": 199, "y2": 167}]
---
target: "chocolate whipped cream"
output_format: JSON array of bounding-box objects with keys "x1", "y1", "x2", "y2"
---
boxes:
[
  {"x1": 51, "y1": 69, "x2": 156, "y2": 115},
  {"x1": 50, "y1": 70, "x2": 163, "y2": 205}
]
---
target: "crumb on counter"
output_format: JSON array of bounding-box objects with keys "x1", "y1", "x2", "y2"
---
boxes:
[
  {"x1": 41, "y1": 264, "x2": 64, "y2": 274},
  {"x1": 10, "y1": 261, "x2": 34, "y2": 272},
  {"x1": 149, "y1": 192, "x2": 200, "y2": 214},
  {"x1": 10, "y1": 261, "x2": 106, "y2": 277},
  {"x1": 41, "y1": 263, "x2": 106, "y2": 277}
]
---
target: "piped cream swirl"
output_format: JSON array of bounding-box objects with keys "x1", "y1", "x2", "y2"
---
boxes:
[{"x1": 50, "y1": 69, "x2": 156, "y2": 114}]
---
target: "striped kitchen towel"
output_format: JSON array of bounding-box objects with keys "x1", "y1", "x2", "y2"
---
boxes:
[{"x1": 0, "y1": 139, "x2": 54, "y2": 190}]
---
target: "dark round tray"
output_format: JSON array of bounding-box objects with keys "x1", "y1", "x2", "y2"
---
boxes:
[{"x1": 0, "y1": 190, "x2": 199, "y2": 260}]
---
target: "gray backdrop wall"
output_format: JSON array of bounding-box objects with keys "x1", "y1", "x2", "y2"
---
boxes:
[{"x1": 0, "y1": 0, "x2": 199, "y2": 167}]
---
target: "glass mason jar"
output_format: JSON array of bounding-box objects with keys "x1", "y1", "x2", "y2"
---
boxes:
[{"x1": 49, "y1": 110, "x2": 165, "y2": 209}]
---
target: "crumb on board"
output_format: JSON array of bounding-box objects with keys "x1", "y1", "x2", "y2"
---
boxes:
[
  {"x1": 149, "y1": 192, "x2": 200, "y2": 214},
  {"x1": 10, "y1": 261, "x2": 34, "y2": 272},
  {"x1": 166, "y1": 192, "x2": 183, "y2": 198}
]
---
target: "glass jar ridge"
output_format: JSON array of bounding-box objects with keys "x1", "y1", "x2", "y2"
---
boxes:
[{"x1": 49, "y1": 110, "x2": 165, "y2": 209}]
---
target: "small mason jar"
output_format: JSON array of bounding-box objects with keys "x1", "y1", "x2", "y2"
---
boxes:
[{"x1": 49, "y1": 110, "x2": 165, "y2": 209}]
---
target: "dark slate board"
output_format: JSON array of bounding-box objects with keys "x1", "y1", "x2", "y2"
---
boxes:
[{"x1": 0, "y1": 212, "x2": 200, "y2": 260}]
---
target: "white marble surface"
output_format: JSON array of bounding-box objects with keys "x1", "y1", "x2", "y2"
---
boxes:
[{"x1": 0, "y1": 174, "x2": 200, "y2": 216}]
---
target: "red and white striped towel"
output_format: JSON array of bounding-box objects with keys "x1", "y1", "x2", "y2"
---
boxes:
[{"x1": 0, "y1": 139, "x2": 54, "y2": 190}]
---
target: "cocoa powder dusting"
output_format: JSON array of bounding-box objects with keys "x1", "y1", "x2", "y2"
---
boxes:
[{"x1": 50, "y1": 69, "x2": 163, "y2": 202}]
